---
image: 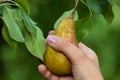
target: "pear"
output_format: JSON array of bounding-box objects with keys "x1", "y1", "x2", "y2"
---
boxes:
[{"x1": 43, "y1": 0, "x2": 79, "y2": 75}]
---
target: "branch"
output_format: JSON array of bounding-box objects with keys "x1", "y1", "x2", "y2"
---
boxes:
[
  {"x1": 69, "y1": 0, "x2": 79, "y2": 19},
  {"x1": 0, "y1": 0, "x2": 12, "y2": 4}
]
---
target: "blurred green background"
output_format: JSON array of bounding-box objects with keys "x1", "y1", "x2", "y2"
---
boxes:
[{"x1": 0, "y1": 0, "x2": 120, "y2": 80}]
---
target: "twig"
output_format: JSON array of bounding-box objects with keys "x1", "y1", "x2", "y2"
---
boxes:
[
  {"x1": 69, "y1": 0, "x2": 79, "y2": 19},
  {"x1": 0, "y1": 0, "x2": 10, "y2": 4}
]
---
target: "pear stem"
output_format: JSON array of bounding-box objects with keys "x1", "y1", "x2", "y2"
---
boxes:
[{"x1": 69, "y1": 0, "x2": 79, "y2": 19}]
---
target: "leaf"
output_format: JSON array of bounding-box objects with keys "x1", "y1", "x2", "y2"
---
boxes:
[
  {"x1": 108, "y1": 0, "x2": 113, "y2": 4},
  {"x1": 113, "y1": 0, "x2": 120, "y2": 7},
  {"x1": 75, "y1": 0, "x2": 92, "y2": 42},
  {"x1": 86, "y1": 0, "x2": 101, "y2": 13},
  {"x1": 24, "y1": 26, "x2": 46, "y2": 61},
  {"x1": 2, "y1": 26, "x2": 17, "y2": 49},
  {"x1": 2, "y1": 5, "x2": 46, "y2": 60},
  {"x1": 14, "y1": 0, "x2": 30, "y2": 14},
  {"x1": 20, "y1": 9, "x2": 37, "y2": 39},
  {"x1": 75, "y1": 17, "x2": 92, "y2": 41},
  {"x1": 98, "y1": 0, "x2": 114, "y2": 24},
  {"x1": 2, "y1": 6, "x2": 24, "y2": 42},
  {"x1": 86, "y1": 0, "x2": 114, "y2": 24},
  {"x1": 16, "y1": 6, "x2": 46, "y2": 60},
  {"x1": 102, "y1": 5, "x2": 114, "y2": 24},
  {"x1": 0, "y1": 5, "x2": 4, "y2": 16},
  {"x1": 54, "y1": 9, "x2": 78, "y2": 29}
]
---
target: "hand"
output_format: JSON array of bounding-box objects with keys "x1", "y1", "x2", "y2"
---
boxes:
[{"x1": 38, "y1": 31, "x2": 103, "y2": 80}]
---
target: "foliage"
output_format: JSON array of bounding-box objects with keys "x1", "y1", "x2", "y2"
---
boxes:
[
  {"x1": 0, "y1": 0, "x2": 120, "y2": 80},
  {"x1": 0, "y1": 0, "x2": 93, "y2": 61},
  {"x1": 0, "y1": 1, "x2": 46, "y2": 60}
]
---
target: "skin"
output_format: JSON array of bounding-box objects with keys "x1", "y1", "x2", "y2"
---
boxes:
[{"x1": 38, "y1": 31, "x2": 103, "y2": 80}]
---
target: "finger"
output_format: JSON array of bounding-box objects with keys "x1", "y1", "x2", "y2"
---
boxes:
[
  {"x1": 38, "y1": 64, "x2": 52, "y2": 79},
  {"x1": 46, "y1": 35, "x2": 87, "y2": 65},
  {"x1": 78, "y1": 43, "x2": 99, "y2": 68},
  {"x1": 38, "y1": 64, "x2": 60, "y2": 80},
  {"x1": 78, "y1": 43, "x2": 98, "y2": 60},
  {"x1": 59, "y1": 76, "x2": 73, "y2": 80},
  {"x1": 38, "y1": 64, "x2": 47, "y2": 76},
  {"x1": 45, "y1": 30, "x2": 54, "y2": 45},
  {"x1": 48, "y1": 30, "x2": 54, "y2": 35}
]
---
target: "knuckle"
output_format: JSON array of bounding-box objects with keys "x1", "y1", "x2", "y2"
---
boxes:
[
  {"x1": 71, "y1": 51, "x2": 88, "y2": 65},
  {"x1": 56, "y1": 38, "x2": 70, "y2": 51}
]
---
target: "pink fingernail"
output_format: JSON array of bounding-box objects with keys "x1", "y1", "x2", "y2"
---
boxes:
[{"x1": 47, "y1": 35, "x2": 58, "y2": 43}]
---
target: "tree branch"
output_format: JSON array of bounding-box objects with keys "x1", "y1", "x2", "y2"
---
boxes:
[{"x1": 0, "y1": 0, "x2": 11, "y2": 4}]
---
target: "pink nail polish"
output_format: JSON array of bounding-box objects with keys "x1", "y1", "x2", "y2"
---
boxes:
[{"x1": 47, "y1": 35, "x2": 58, "y2": 43}]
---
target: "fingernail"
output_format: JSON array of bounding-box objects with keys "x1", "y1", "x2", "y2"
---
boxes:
[{"x1": 47, "y1": 35, "x2": 58, "y2": 43}]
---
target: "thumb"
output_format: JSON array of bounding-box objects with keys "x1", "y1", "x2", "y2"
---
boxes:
[{"x1": 46, "y1": 35, "x2": 86, "y2": 65}]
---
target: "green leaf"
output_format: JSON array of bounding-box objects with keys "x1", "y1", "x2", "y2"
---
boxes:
[
  {"x1": 2, "y1": 6, "x2": 24, "y2": 42},
  {"x1": 2, "y1": 5, "x2": 46, "y2": 60},
  {"x1": 75, "y1": 0, "x2": 92, "y2": 42},
  {"x1": 19, "y1": 8, "x2": 46, "y2": 60},
  {"x1": 20, "y1": 9, "x2": 37, "y2": 39},
  {"x1": 0, "y1": 5, "x2": 4, "y2": 16},
  {"x1": 108, "y1": 0, "x2": 113, "y2": 4},
  {"x1": 2, "y1": 26, "x2": 17, "y2": 49},
  {"x1": 21, "y1": 7, "x2": 46, "y2": 60},
  {"x1": 86, "y1": 0, "x2": 114, "y2": 24},
  {"x1": 54, "y1": 9, "x2": 78, "y2": 29},
  {"x1": 102, "y1": 5, "x2": 114, "y2": 24},
  {"x1": 86, "y1": 0, "x2": 101, "y2": 13},
  {"x1": 24, "y1": 26, "x2": 46, "y2": 61},
  {"x1": 75, "y1": 17, "x2": 92, "y2": 41},
  {"x1": 98, "y1": 0, "x2": 114, "y2": 24},
  {"x1": 14, "y1": 0, "x2": 30, "y2": 14},
  {"x1": 14, "y1": 5, "x2": 46, "y2": 60},
  {"x1": 113, "y1": 0, "x2": 120, "y2": 7}
]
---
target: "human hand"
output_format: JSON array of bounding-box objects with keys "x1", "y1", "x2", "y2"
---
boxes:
[{"x1": 38, "y1": 31, "x2": 103, "y2": 80}]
